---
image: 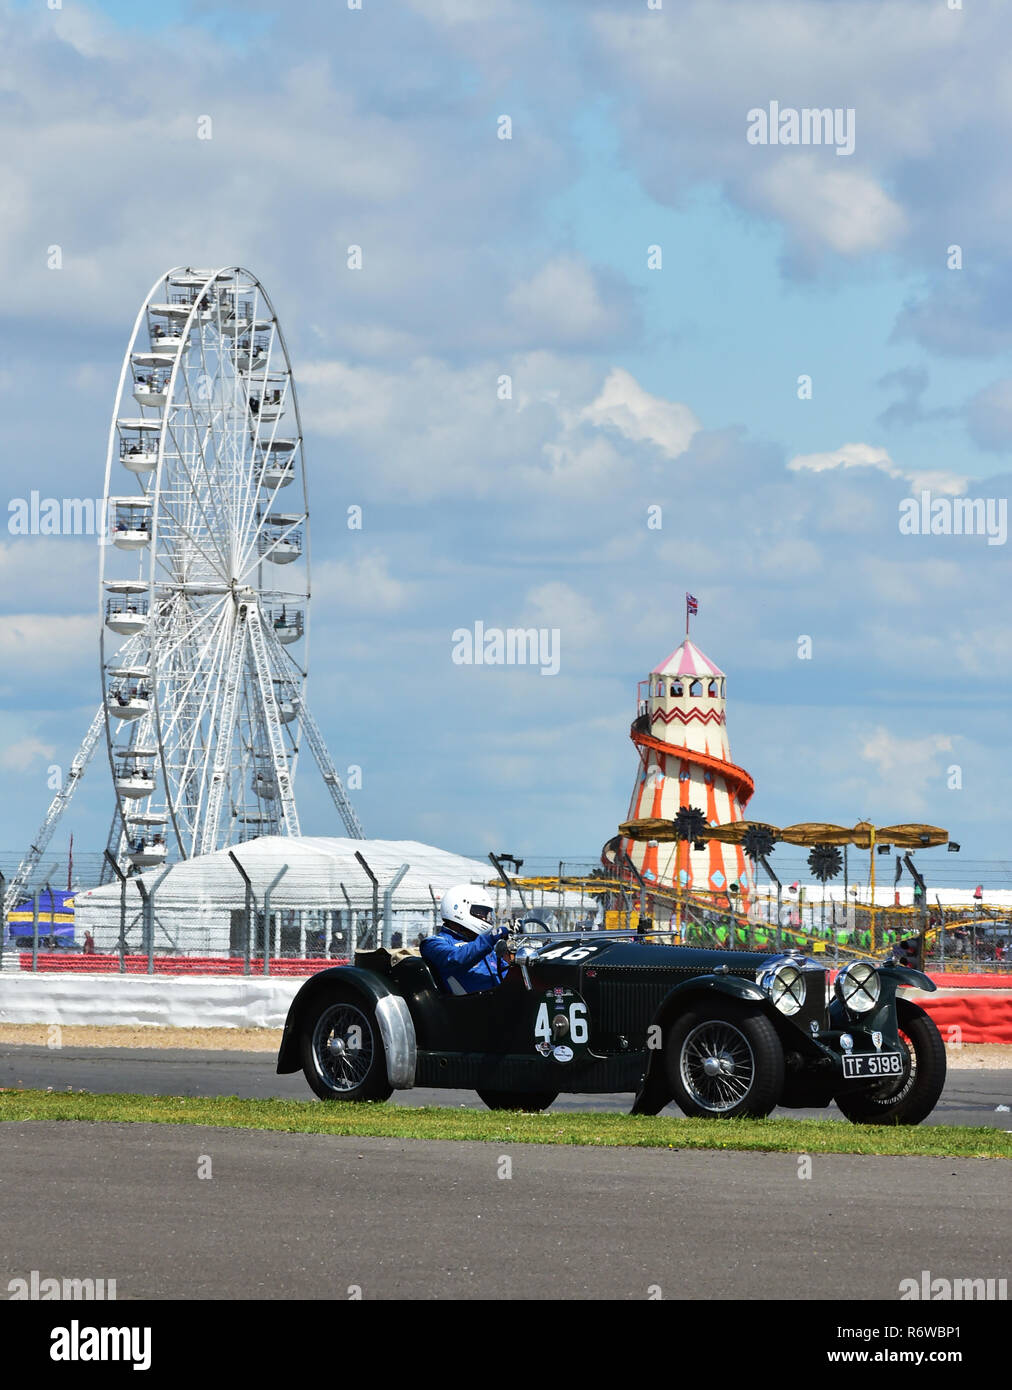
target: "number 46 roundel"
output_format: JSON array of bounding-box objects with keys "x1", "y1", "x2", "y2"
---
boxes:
[{"x1": 531, "y1": 987, "x2": 590, "y2": 1063}]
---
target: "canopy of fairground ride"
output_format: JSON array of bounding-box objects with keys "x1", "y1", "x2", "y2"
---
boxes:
[{"x1": 616, "y1": 817, "x2": 950, "y2": 945}]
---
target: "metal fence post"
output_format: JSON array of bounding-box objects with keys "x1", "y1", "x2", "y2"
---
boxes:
[
  {"x1": 134, "y1": 868, "x2": 170, "y2": 975},
  {"x1": 428, "y1": 884, "x2": 439, "y2": 936},
  {"x1": 103, "y1": 850, "x2": 128, "y2": 973},
  {"x1": 488, "y1": 852, "x2": 527, "y2": 917},
  {"x1": 354, "y1": 852, "x2": 379, "y2": 950},
  {"x1": 228, "y1": 852, "x2": 254, "y2": 976},
  {"x1": 262, "y1": 865, "x2": 288, "y2": 976},
  {"x1": 31, "y1": 890, "x2": 39, "y2": 973},
  {"x1": 382, "y1": 863, "x2": 410, "y2": 950},
  {"x1": 133, "y1": 879, "x2": 149, "y2": 971},
  {"x1": 339, "y1": 883, "x2": 354, "y2": 956}
]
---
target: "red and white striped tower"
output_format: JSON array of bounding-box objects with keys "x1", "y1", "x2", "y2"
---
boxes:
[{"x1": 619, "y1": 601, "x2": 756, "y2": 902}]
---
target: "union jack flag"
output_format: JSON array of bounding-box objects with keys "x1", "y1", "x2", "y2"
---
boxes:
[{"x1": 686, "y1": 593, "x2": 698, "y2": 615}]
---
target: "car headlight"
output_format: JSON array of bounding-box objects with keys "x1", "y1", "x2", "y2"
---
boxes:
[
  {"x1": 835, "y1": 961, "x2": 881, "y2": 1014},
  {"x1": 759, "y1": 962, "x2": 807, "y2": 1015}
]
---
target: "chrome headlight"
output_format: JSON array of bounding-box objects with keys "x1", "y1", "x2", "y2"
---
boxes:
[
  {"x1": 759, "y1": 962, "x2": 807, "y2": 1016},
  {"x1": 836, "y1": 961, "x2": 881, "y2": 1014}
]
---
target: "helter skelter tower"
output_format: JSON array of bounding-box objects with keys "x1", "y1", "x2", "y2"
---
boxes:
[
  {"x1": 4, "y1": 266, "x2": 363, "y2": 914},
  {"x1": 615, "y1": 608, "x2": 756, "y2": 902}
]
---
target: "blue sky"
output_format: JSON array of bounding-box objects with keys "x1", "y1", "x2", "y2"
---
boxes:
[{"x1": 0, "y1": 0, "x2": 1009, "y2": 882}]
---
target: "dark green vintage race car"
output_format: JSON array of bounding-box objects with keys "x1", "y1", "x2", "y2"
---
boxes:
[{"x1": 276, "y1": 934, "x2": 946, "y2": 1123}]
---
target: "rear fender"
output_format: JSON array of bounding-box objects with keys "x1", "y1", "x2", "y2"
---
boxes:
[{"x1": 276, "y1": 966, "x2": 416, "y2": 1088}]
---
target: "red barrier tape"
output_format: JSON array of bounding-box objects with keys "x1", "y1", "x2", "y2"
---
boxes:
[
  {"x1": 927, "y1": 974, "x2": 1012, "y2": 990},
  {"x1": 15, "y1": 953, "x2": 347, "y2": 976},
  {"x1": 920, "y1": 994, "x2": 1012, "y2": 1045}
]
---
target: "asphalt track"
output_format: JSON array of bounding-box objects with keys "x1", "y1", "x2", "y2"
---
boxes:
[
  {"x1": 2, "y1": 1044, "x2": 1010, "y2": 1126},
  {"x1": 1, "y1": 1123, "x2": 1008, "y2": 1300}
]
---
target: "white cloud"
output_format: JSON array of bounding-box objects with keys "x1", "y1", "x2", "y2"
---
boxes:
[
  {"x1": 787, "y1": 442, "x2": 967, "y2": 494},
  {"x1": 0, "y1": 541, "x2": 103, "y2": 611},
  {"x1": 752, "y1": 160, "x2": 907, "y2": 257},
  {"x1": 312, "y1": 552, "x2": 409, "y2": 613},
  {"x1": 521, "y1": 582, "x2": 599, "y2": 650},
  {"x1": 788, "y1": 442, "x2": 897, "y2": 476},
  {"x1": 299, "y1": 353, "x2": 668, "y2": 500},
  {"x1": 0, "y1": 734, "x2": 57, "y2": 773},
  {"x1": 858, "y1": 726, "x2": 954, "y2": 812},
  {"x1": 0, "y1": 614, "x2": 93, "y2": 673},
  {"x1": 579, "y1": 367, "x2": 700, "y2": 459},
  {"x1": 505, "y1": 256, "x2": 636, "y2": 347}
]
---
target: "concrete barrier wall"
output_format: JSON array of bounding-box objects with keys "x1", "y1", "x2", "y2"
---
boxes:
[{"x1": 0, "y1": 973, "x2": 304, "y2": 1030}]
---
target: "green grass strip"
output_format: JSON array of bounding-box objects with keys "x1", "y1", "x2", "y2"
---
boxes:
[{"x1": 1, "y1": 1089, "x2": 1009, "y2": 1158}]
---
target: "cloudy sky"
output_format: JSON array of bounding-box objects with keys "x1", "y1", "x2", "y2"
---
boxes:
[{"x1": 0, "y1": 0, "x2": 1009, "y2": 883}]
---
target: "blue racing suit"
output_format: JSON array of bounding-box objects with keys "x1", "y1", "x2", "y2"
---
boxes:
[{"x1": 420, "y1": 924, "x2": 510, "y2": 995}]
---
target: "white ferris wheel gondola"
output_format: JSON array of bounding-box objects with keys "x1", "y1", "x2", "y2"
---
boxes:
[
  {"x1": 108, "y1": 496, "x2": 153, "y2": 551},
  {"x1": 104, "y1": 580, "x2": 149, "y2": 636}
]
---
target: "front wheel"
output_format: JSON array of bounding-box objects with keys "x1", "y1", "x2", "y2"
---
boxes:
[
  {"x1": 666, "y1": 1000, "x2": 784, "y2": 1119},
  {"x1": 476, "y1": 1090, "x2": 557, "y2": 1112},
  {"x1": 300, "y1": 989, "x2": 393, "y2": 1103},
  {"x1": 834, "y1": 999, "x2": 946, "y2": 1126}
]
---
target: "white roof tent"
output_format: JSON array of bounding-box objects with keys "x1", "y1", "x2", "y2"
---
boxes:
[{"x1": 72, "y1": 836, "x2": 498, "y2": 956}]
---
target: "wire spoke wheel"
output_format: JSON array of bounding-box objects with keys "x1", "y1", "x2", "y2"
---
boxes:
[
  {"x1": 312, "y1": 1002, "x2": 375, "y2": 1093},
  {"x1": 299, "y1": 990, "x2": 392, "y2": 1103},
  {"x1": 680, "y1": 1019, "x2": 756, "y2": 1112},
  {"x1": 667, "y1": 1000, "x2": 784, "y2": 1119}
]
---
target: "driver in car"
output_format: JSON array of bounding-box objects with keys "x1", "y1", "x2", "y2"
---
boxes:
[{"x1": 420, "y1": 884, "x2": 511, "y2": 995}]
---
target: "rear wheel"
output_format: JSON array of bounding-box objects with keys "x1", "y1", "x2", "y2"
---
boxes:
[
  {"x1": 300, "y1": 989, "x2": 393, "y2": 1103},
  {"x1": 666, "y1": 999, "x2": 784, "y2": 1119},
  {"x1": 476, "y1": 1090, "x2": 557, "y2": 1112},
  {"x1": 834, "y1": 999, "x2": 945, "y2": 1126}
]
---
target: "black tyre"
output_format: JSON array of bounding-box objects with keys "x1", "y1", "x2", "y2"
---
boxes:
[
  {"x1": 300, "y1": 989, "x2": 393, "y2": 1103},
  {"x1": 666, "y1": 999, "x2": 785, "y2": 1119},
  {"x1": 834, "y1": 999, "x2": 946, "y2": 1126},
  {"x1": 476, "y1": 1090, "x2": 557, "y2": 1112}
]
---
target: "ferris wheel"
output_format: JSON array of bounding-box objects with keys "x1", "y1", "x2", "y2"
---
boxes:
[{"x1": 3, "y1": 266, "x2": 362, "y2": 912}]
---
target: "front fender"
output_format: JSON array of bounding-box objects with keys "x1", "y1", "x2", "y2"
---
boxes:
[
  {"x1": 884, "y1": 963, "x2": 937, "y2": 993},
  {"x1": 659, "y1": 973, "x2": 767, "y2": 1009},
  {"x1": 276, "y1": 966, "x2": 416, "y2": 1088}
]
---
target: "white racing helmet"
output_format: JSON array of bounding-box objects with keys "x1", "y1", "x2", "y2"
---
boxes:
[{"x1": 440, "y1": 883, "x2": 497, "y2": 939}]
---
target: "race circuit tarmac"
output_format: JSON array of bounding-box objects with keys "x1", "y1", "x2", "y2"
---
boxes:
[
  {"x1": 0, "y1": 1122, "x2": 1008, "y2": 1300},
  {"x1": 1, "y1": 1043, "x2": 1010, "y2": 1126}
]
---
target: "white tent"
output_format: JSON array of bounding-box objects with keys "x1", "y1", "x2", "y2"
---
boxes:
[{"x1": 74, "y1": 836, "x2": 495, "y2": 958}]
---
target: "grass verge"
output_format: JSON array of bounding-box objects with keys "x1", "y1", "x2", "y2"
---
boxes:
[{"x1": 1, "y1": 1090, "x2": 1009, "y2": 1157}]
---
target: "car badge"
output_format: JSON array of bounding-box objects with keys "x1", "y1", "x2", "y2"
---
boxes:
[
  {"x1": 872, "y1": 1031, "x2": 883, "y2": 1050},
  {"x1": 552, "y1": 1044, "x2": 574, "y2": 1063},
  {"x1": 587, "y1": 970, "x2": 597, "y2": 978},
  {"x1": 809, "y1": 1020, "x2": 819, "y2": 1035},
  {"x1": 840, "y1": 1033, "x2": 854, "y2": 1052},
  {"x1": 536, "y1": 1042, "x2": 552, "y2": 1057}
]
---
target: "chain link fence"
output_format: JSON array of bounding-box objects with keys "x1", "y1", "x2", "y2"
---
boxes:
[{"x1": 2, "y1": 848, "x2": 1010, "y2": 976}]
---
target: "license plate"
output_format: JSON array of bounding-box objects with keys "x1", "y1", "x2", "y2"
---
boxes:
[{"x1": 842, "y1": 1051, "x2": 904, "y2": 1079}]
